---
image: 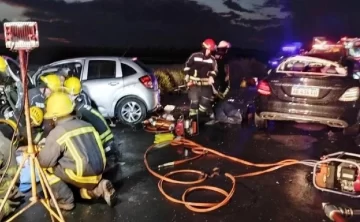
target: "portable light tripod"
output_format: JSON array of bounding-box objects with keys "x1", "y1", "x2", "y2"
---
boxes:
[{"x1": 0, "y1": 22, "x2": 64, "y2": 222}]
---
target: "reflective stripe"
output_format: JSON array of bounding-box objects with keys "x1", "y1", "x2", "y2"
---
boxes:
[
  {"x1": 89, "y1": 109, "x2": 113, "y2": 143},
  {"x1": 199, "y1": 105, "x2": 207, "y2": 112},
  {"x1": 189, "y1": 76, "x2": 201, "y2": 81},
  {"x1": 189, "y1": 109, "x2": 198, "y2": 116},
  {"x1": 65, "y1": 169, "x2": 101, "y2": 184},
  {"x1": 44, "y1": 170, "x2": 61, "y2": 185},
  {"x1": 103, "y1": 134, "x2": 113, "y2": 144},
  {"x1": 80, "y1": 188, "x2": 92, "y2": 199},
  {"x1": 56, "y1": 127, "x2": 105, "y2": 176},
  {"x1": 193, "y1": 57, "x2": 214, "y2": 63},
  {"x1": 66, "y1": 140, "x2": 83, "y2": 177},
  {"x1": 0, "y1": 119, "x2": 18, "y2": 133},
  {"x1": 34, "y1": 132, "x2": 43, "y2": 144}
]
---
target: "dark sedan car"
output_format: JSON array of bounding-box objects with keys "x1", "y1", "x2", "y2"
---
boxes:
[{"x1": 254, "y1": 55, "x2": 360, "y2": 133}]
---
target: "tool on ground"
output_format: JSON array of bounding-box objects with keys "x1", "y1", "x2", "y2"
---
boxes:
[
  {"x1": 144, "y1": 117, "x2": 360, "y2": 213},
  {"x1": 313, "y1": 152, "x2": 360, "y2": 198},
  {"x1": 143, "y1": 113, "x2": 199, "y2": 137},
  {"x1": 322, "y1": 202, "x2": 360, "y2": 222},
  {"x1": 0, "y1": 22, "x2": 64, "y2": 222},
  {"x1": 144, "y1": 136, "x2": 317, "y2": 213}
]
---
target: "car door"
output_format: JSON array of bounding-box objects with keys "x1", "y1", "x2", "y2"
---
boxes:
[{"x1": 81, "y1": 59, "x2": 123, "y2": 117}]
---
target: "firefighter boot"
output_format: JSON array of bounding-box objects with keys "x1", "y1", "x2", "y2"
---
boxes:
[{"x1": 87, "y1": 179, "x2": 117, "y2": 207}]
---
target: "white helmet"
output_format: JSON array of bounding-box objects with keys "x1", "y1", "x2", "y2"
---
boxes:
[{"x1": 218, "y1": 40, "x2": 231, "y2": 49}]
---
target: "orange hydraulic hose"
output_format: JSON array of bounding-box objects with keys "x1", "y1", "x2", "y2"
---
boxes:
[{"x1": 144, "y1": 137, "x2": 304, "y2": 213}]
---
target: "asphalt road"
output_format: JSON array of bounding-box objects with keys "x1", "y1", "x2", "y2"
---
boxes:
[{"x1": 12, "y1": 90, "x2": 360, "y2": 222}]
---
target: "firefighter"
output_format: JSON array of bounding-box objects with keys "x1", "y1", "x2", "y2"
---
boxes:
[
  {"x1": 0, "y1": 131, "x2": 24, "y2": 221},
  {"x1": 27, "y1": 74, "x2": 62, "y2": 138},
  {"x1": 184, "y1": 39, "x2": 218, "y2": 120},
  {"x1": 37, "y1": 92, "x2": 116, "y2": 211},
  {"x1": 28, "y1": 74, "x2": 62, "y2": 110},
  {"x1": 63, "y1": 77, "x2": 119, "y2": 161},
  {"x1": 207, "y1": 40, "x2": 242, "y2": 124}
]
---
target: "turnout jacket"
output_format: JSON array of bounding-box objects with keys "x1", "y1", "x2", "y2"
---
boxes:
[
  {"x1": 38, "y1": 117, "x2": 106, "y2": 181},
  {"x1": 73, "y1": 91, "x2": 114, "y2": 146},
  {"x1": 184, "y1": 52, "x2": 218, "y2": 85},
  {"x1": 28, "y1": 87, "x2": 46, "y2": 110},
  {"x1": 213, "y1": 55, "x2": 230, "y2": 99}
]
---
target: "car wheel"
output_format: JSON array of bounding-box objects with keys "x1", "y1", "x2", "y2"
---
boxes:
[
  {"x1": 254, "y1": 113, "x2": 268, "y2": 129},
  {"x1": 116, "y1": 97, "x2": 146, "y2": 125}
]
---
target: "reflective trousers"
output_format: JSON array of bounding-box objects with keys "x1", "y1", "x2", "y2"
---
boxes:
[
  {"x1": 188, "y1": 86, "x2": 213, "y2": 116},
  {"x1": 44, "y1": 167, "x2": 102, "y2": 205}
]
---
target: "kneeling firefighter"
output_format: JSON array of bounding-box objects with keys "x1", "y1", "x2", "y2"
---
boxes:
[
  {"x1": 184, "y1": 38, "x2": 218, "y2": 121},
  {"x1": 211, "y1": 40, "x2": 242, "y2": 124},
  {"x1": 0, "y1": 131, "x2": 24, "y2": 221},
  {"x1": 27, "y1": 74, "x2": 62, "y2": 138},
  {"x1": 37, "y1": 92, "x2": 116, "y2": 211},
  {"x1": 63, "y1": 77, "x2": 119, "y2": 161}
]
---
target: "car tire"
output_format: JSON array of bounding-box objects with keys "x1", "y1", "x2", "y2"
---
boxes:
[
  {"x1": 116, "y1": 97, "x2": 146, "y2": 125},
  {"x1": 254, "y1": 113, "x2": 268, "y2": 129}
]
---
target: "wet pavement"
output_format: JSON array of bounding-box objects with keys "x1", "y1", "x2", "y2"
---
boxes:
[{"x1": 13, "y1": 90, "x2": 360, "y2": 222}]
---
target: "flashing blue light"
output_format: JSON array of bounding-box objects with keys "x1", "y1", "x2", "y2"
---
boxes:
[
  {"x1": 268, "y1": 60, "x2": 278, "y2": 66},
  {"x1": 282, "y1": 46, "x2": 297, "y2": 52},
  {"x1": 281, "y1": 42, "x2": 303, "y2": 53}
]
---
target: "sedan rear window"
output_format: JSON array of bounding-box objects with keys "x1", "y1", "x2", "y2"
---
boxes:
[{"x1": 277, "y1": 56, "x2": 347, "y2": 76}]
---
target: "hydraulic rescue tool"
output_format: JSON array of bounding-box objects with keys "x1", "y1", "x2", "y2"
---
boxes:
[
  {"x1": 313, "y1": 152, "x2": 360, "y2": 198},
  {"x1": 323, "y1": 202, "x2": 360, "y2": 222},
  {"x1": 143, "y1": 115, "x2": 198, "y2": 136}
]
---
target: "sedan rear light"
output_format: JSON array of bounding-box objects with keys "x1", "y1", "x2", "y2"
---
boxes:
[
  {"x1": 339, "y1": 87, "x2": 359, "y2": 101},
  {"x1": 139, "y1": 75, "x2": 153, "y2": 89},
  {"x1": 257, "y1": 80, "x2": 271, "y2": 95}
]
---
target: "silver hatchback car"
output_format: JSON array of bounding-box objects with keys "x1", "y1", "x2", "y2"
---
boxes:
[{"x1": 32, "y1": 57, "x2": 161, "y2": 125}]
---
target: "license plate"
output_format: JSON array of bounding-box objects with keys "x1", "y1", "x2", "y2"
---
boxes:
[{"x1": 291, "y1": 86, "x2": 320, "y2": 97}]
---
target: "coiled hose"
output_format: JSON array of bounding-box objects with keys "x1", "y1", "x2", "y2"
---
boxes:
[{"x1": 144, "y1": 134, "x2": 316, "y2": 213}]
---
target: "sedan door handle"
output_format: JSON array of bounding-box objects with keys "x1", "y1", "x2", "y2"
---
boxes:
[{"x1": 108, "y1": 82, "x2": 119, "y2": 86}]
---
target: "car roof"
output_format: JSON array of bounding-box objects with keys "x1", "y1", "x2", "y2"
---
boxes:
[{"x1": 47, "y1": 56, "x2": 135, "y2": 66}]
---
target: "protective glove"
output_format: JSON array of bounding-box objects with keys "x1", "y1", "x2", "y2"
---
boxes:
[
  {"x1": 184, "y1": 74, "x2": 190, "y2": 83},
  {"x1": 208, "y1": 76, "x2": 214, "y2": 84}
]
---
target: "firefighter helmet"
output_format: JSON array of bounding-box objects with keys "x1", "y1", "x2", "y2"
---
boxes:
[
  {"x1": 0, "y1": 56, "x2": 7, "y2": 73},
  {"x1": 202, "y1": 39, "x2": 216, "y2": 51},
  {"x1": 64, "y1": 76, "x2": 82, "y2": 95},
  {"x1": 30, "y1": 106, "x2": 44, "y2": 126},
  {"x1": 44, "y1": 92, "x2": 74, "y2": 119},
  {"x1": 218, "y1": 40, "x2": 231, "y2": 49},
  {"x1": 40, "y1": 74, "x2": 62, "y2": 91}
]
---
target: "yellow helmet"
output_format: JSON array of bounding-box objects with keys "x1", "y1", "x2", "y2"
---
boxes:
[
  {"x1": 44, "y1": 92, "x2": 74, "y2": 119},
  {"x1": 64, "y1": 76, "x2": 82, "y2": 95},
  {"x1": 40, "y1": 74, "x2": 62, "y2": 91},
  {"x1": 0, "y1": 56, "x2": 7, "y2": 73},
  {"x1": 30, "y1": 106, "x2": 44, "y2": 127}
]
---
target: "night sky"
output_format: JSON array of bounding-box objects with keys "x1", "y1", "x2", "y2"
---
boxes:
[{"x1": 1, "y1": 0, "x2": 360, "y2": 50}]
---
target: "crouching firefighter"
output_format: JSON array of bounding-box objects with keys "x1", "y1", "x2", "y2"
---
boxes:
[
  {"x1": 37, "y1": 92, "x2": 117, "y2": 211},
  {"x1": 27, "y1": 74, "x2": 62, "y2": 137},
  {"x1": 0, "y1": 131, "x2": 24, "y2": 221},
  {"x1": 184, "y1": 38, "x2": 218, "y2": 121},
  {"x1": 64, "y1": 77, "x2": 119, "y2": 162},
  {"x1": 210, "y1": 40, "x2": 241, "y2": 124}
]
